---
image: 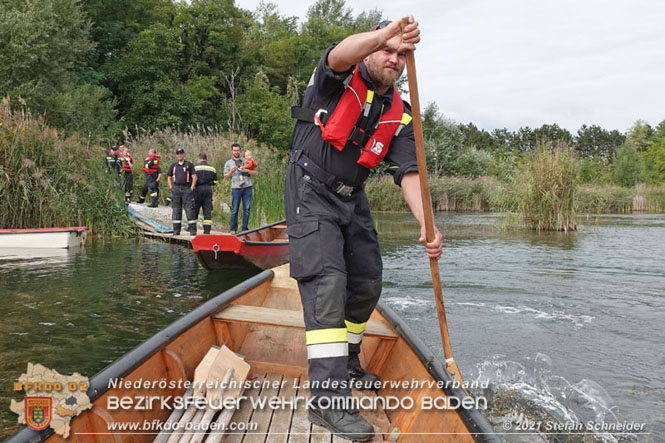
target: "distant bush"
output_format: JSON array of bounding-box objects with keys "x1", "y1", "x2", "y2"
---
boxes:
[
  {"x1": 423, "y1": 103, "x2": 463, "y2": 176},
  {"x1": 578, "y1": 158, "x2": 609, "y2": 184},
  {"x1": 488, "y1": 153, "x2": 518, "y2": 182},
  {"x1": 643, "y1": 138, "x2": 665, "y2": 184},
  {"x1": 454, "y1": 146, "x2": 493, "y2": 178},
  {"x1": 612, "y1": 144, "x2": 643, "y2": 187}
]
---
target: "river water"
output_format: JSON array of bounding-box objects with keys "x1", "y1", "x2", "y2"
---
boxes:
[
  {"x1": 0, "y1": 239, "x2": 255, "y2": 438},
  {"x1": 377, "y1": 213, "x2": 665, "y2": 442},
  {"x1": 1, "y1": 214, "x2": 663, "y2": 441}
]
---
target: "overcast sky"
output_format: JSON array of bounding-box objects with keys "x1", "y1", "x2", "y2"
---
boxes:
[{"x1": 233, "y1": 0, "x2": 665, "y2": 133}]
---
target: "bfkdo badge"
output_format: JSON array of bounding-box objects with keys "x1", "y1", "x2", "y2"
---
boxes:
[{"x1": 25, "y1": 397, "x2": 52, "y2": 431}]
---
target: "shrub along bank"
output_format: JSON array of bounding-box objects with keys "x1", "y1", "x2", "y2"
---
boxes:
[
  {"x1": 0, "y1": 99, "x2": 136, "y2": 236},
  {"x1": 365, "y1": 174, "x2": 665, "y2": 216}
]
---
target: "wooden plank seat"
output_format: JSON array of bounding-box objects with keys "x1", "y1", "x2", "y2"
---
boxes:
[{"x1": 214, "y1": 305, "x2": 398, "y2": 339}]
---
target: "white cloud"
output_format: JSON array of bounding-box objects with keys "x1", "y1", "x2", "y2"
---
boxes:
[{"x1": 234, "y1": 0, "x2": 665, "y2": 132}]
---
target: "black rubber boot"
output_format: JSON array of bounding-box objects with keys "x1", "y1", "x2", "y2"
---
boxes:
[
  {"x1": 189, "y1": 229, "x2": 197, "y2": 236},
  {"x1": 203, "y1": 226, "x2": 211, "y2": 234},
  {"x1": 348, "y1": 354, "x2": 381, "y2": 390},
  {"x1": 348, "y1": 366, "x2": 381, "y2": 390},
  {"x1": 308, "y1": 406, "x2": 374, "y2": 441}
]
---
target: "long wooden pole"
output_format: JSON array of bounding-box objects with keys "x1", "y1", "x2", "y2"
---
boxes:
[{"x1": 404, "y1": 38, "x2": 464, "y2": 384}]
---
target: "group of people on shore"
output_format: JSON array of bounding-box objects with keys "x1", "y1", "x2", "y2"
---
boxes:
[{"x1": 105, "y1": 143, "x2": 258, "y2": 235}]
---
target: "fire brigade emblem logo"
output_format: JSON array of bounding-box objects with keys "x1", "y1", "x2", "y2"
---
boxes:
[
  {"x1": 371, "y1": 142, "x2": 384, "y2": 155},
  {"x1": 25, "y1": 397, "x2": 52, "y2": 431}
]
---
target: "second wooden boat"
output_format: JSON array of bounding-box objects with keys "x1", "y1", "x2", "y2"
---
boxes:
[
  {"x1": 0, "y1": 227, "x2": 87, "y2": 249},
  {"x1": 192, "y1": 220, "x2": 289, "y2": 270}
]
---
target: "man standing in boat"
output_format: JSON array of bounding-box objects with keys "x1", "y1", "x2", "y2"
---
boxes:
[
  {"x1": 168, "y1": 148, "x2": 197, "y2": 235},
  {"x1": 285, "y1": 16, "x2": 443, "y2": 440}
]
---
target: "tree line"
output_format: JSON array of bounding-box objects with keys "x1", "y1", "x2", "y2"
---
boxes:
[
  {"x1": 1, "y1": 0, "x2": 380, "y2": 149},
  {"x1": 423, "y1": 103, "x2": 665, "y2": 186},
  {"x1": 1, "y1": 0, "x2": 663, "y2": 187}
]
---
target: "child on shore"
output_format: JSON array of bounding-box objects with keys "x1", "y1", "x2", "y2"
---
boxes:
[{"x1": 239, "y1": 150, "x2": 257, "y2": 184}]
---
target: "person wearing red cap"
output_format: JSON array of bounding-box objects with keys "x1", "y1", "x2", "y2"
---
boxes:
[{"x1": 286, "y1": 16, "x2": 443, "y2": 440}]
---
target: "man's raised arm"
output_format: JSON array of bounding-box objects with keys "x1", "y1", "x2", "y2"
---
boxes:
[{"x1": 327, "y1": 15, "x2": 421, "y2": 73}]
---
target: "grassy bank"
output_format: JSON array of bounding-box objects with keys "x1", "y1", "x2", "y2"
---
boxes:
[
  {"x1": 366, "y1": 174, "x2": 665, "y2": 215},
  {"x1": 0, "y1": 100, "x2": 136, "y2": 235},
  {"x1": 125, "y1": 129, "x2": 287, "y2": 230}
]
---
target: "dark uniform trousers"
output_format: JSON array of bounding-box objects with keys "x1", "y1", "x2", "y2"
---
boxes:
[
  {"x1": 172, "y1": 184, "x2": 196, "y2": 234},
  {"x1": 139, "y1": 172, "x2": 159, "y2": 205},
  {"x1": 194, "y1": 185, "x2": 214, "y2": 234},
  {"x1": 285, "y1": 160, "x2": 382, "y2": 402},
  {"x1": 123, "y1": 172, "x2": 134, "y2": 202}
]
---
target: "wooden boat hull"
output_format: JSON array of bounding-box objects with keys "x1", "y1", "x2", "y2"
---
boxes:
[
  {"x1": 0, "y1": 227, "x2": 87, "y2": 249},
  {"x1": 8, "y1": 265, "x2": 498, "y2": 442},
  {"x1": 192, "y1": 220, "x2": 289, "y2": 270}
]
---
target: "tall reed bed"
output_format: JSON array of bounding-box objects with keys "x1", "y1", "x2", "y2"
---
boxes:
[
  {"x1": 125, "y1": 128, "x2": 287, "y2": 229},
  {"x1": 366, "y1": 175, "x2": 514, "y2": 213},
  {"x1": 0, "y1": 99, "x2": 136, "y2": 235},
  {"x1": 577, "y1": 184, "x2": 665, "y2": 213},
  {"x1": 500, "y1": 145, "x2": 579, "y2": 231},
  {"x1": 366, "y1": 170, "x2": 665, "y2": 218}
]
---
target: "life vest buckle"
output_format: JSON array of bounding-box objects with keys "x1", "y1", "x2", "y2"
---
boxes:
[{"x1": 313, "y1": 109, "x2": 328, "y2": 127}]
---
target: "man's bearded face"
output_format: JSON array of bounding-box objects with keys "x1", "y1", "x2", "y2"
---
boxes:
[{"x1": 364, "y1": 49, "x2": 406, "y2": 90}]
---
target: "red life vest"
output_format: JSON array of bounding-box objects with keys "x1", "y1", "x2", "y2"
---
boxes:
[
  {"x1": 143, "y1": 154, "x2": 160, "y2": 173},
  {"x1": 317, "y1": 67, "x2": 412, "y2": 169},
  {"x1": 122, "y1": 154, "x2": 133, "y2": 173}
]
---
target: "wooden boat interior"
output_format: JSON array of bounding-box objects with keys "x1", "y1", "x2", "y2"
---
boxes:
[
  {"x1": 239, "y1": 223, "x2": 288, "y2": 243},
  {"x1": 40, "y1": 265, "x2": 484, "y2": 442}
]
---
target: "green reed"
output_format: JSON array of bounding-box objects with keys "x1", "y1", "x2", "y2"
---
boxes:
[
  {"x1": 503, "y1": 145, "x2": 579, "y2": 231},
  {"x1": 366, "y1": 174, "x2": 513, "y2": 213},
  {"x1": 0, "y1": 99, "x2": 137, "y2": 235}
]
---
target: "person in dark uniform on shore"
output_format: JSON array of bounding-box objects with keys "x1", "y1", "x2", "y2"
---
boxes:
[
  {"x1": 105, "y1": 145, "x2": 122, "y2": 178},
  {"x1": 193, "y1": 153, "x2": 218, "y2": 234},
  {"x1": 167, "y1": 148, "x2": 197, "y2": 235},
  {"x1": 138, "y1": 148, "x2": 161, "y2": 207},
  {"x1": 119, "y1": 145, "x2": 134, "y2": 203},
  {"x1": 285, "y1": 16, "x2": 442, "y2": 440}
]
